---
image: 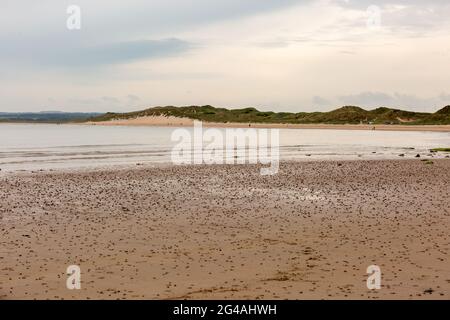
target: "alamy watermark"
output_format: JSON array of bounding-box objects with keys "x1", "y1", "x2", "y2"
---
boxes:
[
  {"x1": 171, "y1": 121, "x2": 279, "y2": 175},
  {"x1": 366, "y1": 265, "x2": 381, "y2": 290},
  {"x1": 366, "y1": 5, "x2": 382, "y2": 30},
  {"x1": 66, "y1": 265, "x2": 81, "y2": 290},
  {"x1": 67, "y1": 5, "x2": 81, "y2": 30}
]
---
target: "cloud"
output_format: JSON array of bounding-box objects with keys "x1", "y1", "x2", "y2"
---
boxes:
[
  {"x1": 339, "y1": 92, "x2": 395, "y2": 106},
  {"x1": 59, "y1": 38, "x2": 191, "y2": 67},
  {"x1": 127, "y1": 94, "x2": 141, "y2": 103},
  {"x1": 312, "y1": 96, "x2": 332, "y2": 107},
  {"x1": 68, "y1": 98, "x2": 99, "y2": 105},
  {"x1": 439, "y1": 93, "x2": 450, "y2": 101},
  {"x1": 2, "y1": 0, "x2": 305, "y2": 70},
  {"x1": 1, "y1": 38, "x2": 192, "y2": 69},
  {"x1": 333, "y1": 0, "x2": 449, "y2": 10},
  {"x1": 0, "y1": 1, "x2": 305, "y2": 45},
  {"x1": 2, "y1": 0, "x2": 450, "y2": 112},
  {"x1": 101, "y1": 96, "x2": 120, "y2": 104},
  {"x1": 338, "y1": 92, "x2": 445, "y2": 111},
  {"x1": 333, "y1": 0, "x2": 450, "y2": 35}
]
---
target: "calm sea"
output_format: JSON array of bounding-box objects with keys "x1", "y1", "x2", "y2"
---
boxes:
[{"x1": 0, "y1": 123, "x2": 448, "y2": 172}]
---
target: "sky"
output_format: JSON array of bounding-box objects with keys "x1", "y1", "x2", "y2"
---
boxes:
[{"x1": 1, "y1": 0, "x2": 450, "y2": 113}]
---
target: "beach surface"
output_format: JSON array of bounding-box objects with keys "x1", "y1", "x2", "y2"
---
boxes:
[
  {"x1": 1, "y1": 159, "x2": 449, "y2": 299},
  {"x1": 85, "y1": 116, "x2": 450, "y2": 132}
]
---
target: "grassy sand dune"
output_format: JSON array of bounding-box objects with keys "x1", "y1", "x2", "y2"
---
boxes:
[
  {"x1": 88, "y1": 105, "x2": 450, "y2": 126},
  {"x1": 86, "y1": 116, "x2": 450, "y2": 132}
]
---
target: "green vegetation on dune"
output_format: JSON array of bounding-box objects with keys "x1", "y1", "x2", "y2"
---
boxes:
[
  {"x1": 88, "y1": 105, "x2": 450, "y2": 125},
  {"x1": 435, "y1": 105, "x2": 450, "y2": 115},
  {"x1": 430, "y1": 148, "x2": 450, "y2": 152}
]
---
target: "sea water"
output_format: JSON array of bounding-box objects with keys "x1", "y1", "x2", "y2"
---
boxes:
[{"x1": 0, "y1": 123, "x2": 448, "y2": 172}]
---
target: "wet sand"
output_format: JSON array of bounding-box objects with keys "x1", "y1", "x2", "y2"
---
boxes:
[
  {"x1": 1, "y1": 160, "x2": 449, "y2": 300},
  {"x1": 85, "y1": 116, "x2": 450, "y2": 132}
]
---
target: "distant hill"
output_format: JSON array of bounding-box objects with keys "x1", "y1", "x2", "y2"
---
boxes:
[
  {"x1": 0, "y1": 112, "x2": 101, "y2": 123},
  {"x1": 88, "y1": 105, "x2": 450, "y2": 125}
]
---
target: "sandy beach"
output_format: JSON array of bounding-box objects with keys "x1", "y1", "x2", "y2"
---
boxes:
[
  {"x1": 1, "y1": 159, "x2": 449, "y2": 300},
  {"x1": 85, "y1": 116, "x2": 450, "y2": 132}
]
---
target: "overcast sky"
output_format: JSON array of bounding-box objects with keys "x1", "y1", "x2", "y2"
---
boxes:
[{"x1": 1, "y1": 0, "x2": 450, "y2": 113}]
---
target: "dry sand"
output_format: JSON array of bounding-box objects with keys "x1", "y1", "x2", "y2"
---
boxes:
[
  {"x1": 1, "y1": 160, "x2": 449, "y2": 300},
  {"x1": 85, "y1": 116, "x2": 194, "y2": 127},
  {"x1": 85, "y1": 116, "x2": 450, "y2": 132}
]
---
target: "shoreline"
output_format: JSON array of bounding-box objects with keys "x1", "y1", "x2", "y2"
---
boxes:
[
  {"x1": 83, "y1": 116, "x2": 450, "y2": 132},
  {"x1": 1, "y1": 159, "x2": 449, "y2": 299},
  {"x1": 2, "y1": 118, "x2": 449, "y2": 132},
  {"x1": 1, "y1": 154, "x2": 449, "y2": 175},
  {"x1": 0, "y1": 157, "x2": 424, "y2": 174}
]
